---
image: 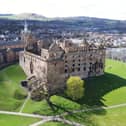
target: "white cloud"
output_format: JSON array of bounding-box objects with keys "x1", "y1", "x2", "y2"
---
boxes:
[{"x1": 0, "y1": 0, "x2": 126, "y2": 20}]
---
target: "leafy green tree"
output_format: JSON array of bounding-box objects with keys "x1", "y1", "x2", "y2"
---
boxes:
[{"x1": 66, "y1": 76, "x2": 84, "y2": 100}]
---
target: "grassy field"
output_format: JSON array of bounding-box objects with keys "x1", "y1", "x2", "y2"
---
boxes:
[
  {"x1": 0, "y1": 59, "x2": 126, "y2": 126},
  {"x1": 0, "y1": 114, "x2": 40, "y2": 126},
  {"x1": 0, "y1": 64, "x2": 27, "y2": 111}
]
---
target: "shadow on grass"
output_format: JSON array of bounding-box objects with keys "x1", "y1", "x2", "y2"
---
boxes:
[
  {"x1": 65, "y1": 111, "x2": 99, "y2": 126},
  {"x1": 79, "y1": 72, "x2": 126, "y2": 107}
]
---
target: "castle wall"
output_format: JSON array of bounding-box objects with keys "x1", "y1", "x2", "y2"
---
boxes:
[{"x1": 19, "y1": 51, "x2": 48, "y2": 82}]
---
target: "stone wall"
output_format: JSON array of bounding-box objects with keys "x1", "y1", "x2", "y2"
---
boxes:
[{"x1": 19, "y1": 51, "x2": 48, "y2": 82}]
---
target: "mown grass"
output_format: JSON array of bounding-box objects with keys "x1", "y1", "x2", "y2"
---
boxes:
[
  {"x1": 0, "y1": 64, "x2": 27, "y2": 111},
  {"x1": 0, "y1": 114, "x2": 40, "y2": 126}
]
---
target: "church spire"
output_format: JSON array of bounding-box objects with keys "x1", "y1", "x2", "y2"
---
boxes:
[{"x1": 24, "y1": 20, "x2": 28, "y2": 32}]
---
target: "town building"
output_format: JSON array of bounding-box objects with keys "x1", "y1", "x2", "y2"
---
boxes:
[{"x1": 0, "y1": 42, "x2": 24, "y2": 68}]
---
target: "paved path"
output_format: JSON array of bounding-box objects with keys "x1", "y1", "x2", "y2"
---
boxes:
[
  {"x1": 30, "y1": 117, "x2": 84, "y2": 126},
  {"x1": 72, "y1": 102, "x2": 126, "y2": 114},
  {"x1": 19, "y1": 92, "x2": 31, "y2": 113},
  {"x1": 0, "y1": 110, "x2": 45, "y2": 118}
]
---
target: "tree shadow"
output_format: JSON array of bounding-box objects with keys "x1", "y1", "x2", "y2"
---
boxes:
[{"x1": 79, "y1": 72, "x2": 126, "y2": 107}]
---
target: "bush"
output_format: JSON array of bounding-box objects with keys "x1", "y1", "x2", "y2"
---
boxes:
[{"x1": 66, "y1": 76, "x2": 84, "y2": 100}]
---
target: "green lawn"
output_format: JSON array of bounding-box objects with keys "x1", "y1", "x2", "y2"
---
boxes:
[
  {"x1": 0, "y1": 64, "x2": 27, "y2": 111},
  {"x1": 1, "y1": 59, "x2": 126, "y2": 126},
  {"x1": 0, "y1": 114, "x2": 40, "y2": 126}
]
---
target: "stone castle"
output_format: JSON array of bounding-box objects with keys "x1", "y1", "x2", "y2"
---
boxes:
[{"x1": 19, "y1": 22, "x2": 106, "y2": 98}]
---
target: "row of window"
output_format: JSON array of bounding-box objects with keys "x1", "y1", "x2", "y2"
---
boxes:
[
  {"x1": 65, "y1": 67, "x2": 86, "y2": 73},
  {"x1": 64, "y1": 62, "x2": 103, "y2": 73}
]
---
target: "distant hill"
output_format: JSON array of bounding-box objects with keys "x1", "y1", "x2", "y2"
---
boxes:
[
  {"x1": 0, "y1": 13, "x2": 126, "y2": 33},
  {"x1": 0, "y1": 13, "x2": 123, "y2": 22},
  {"x1": 0, "y1": 13, "x2": 48, "y2": 20},
  {"x1": 15, "y1": 13, "x2": 48, "y2": 20}
]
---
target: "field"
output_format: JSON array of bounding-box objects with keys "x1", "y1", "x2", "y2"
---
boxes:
[
  {"x1": 0, "y1": 114, "x2": 40, "y2": 126},
  {"x1": 0, "y1": 59, "x2": 126, "y2": 126},
  {"x1": 0, "y1": 64, "x2": 27, "y2": 111}
]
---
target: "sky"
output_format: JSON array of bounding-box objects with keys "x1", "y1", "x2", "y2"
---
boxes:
[{"x1": 0, "y1": 0, "x2": 126, "y2": 20}]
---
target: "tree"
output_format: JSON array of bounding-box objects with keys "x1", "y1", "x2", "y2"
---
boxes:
[{"x1": 66, "y1": 76, "x2": 84, "y2": 100}]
